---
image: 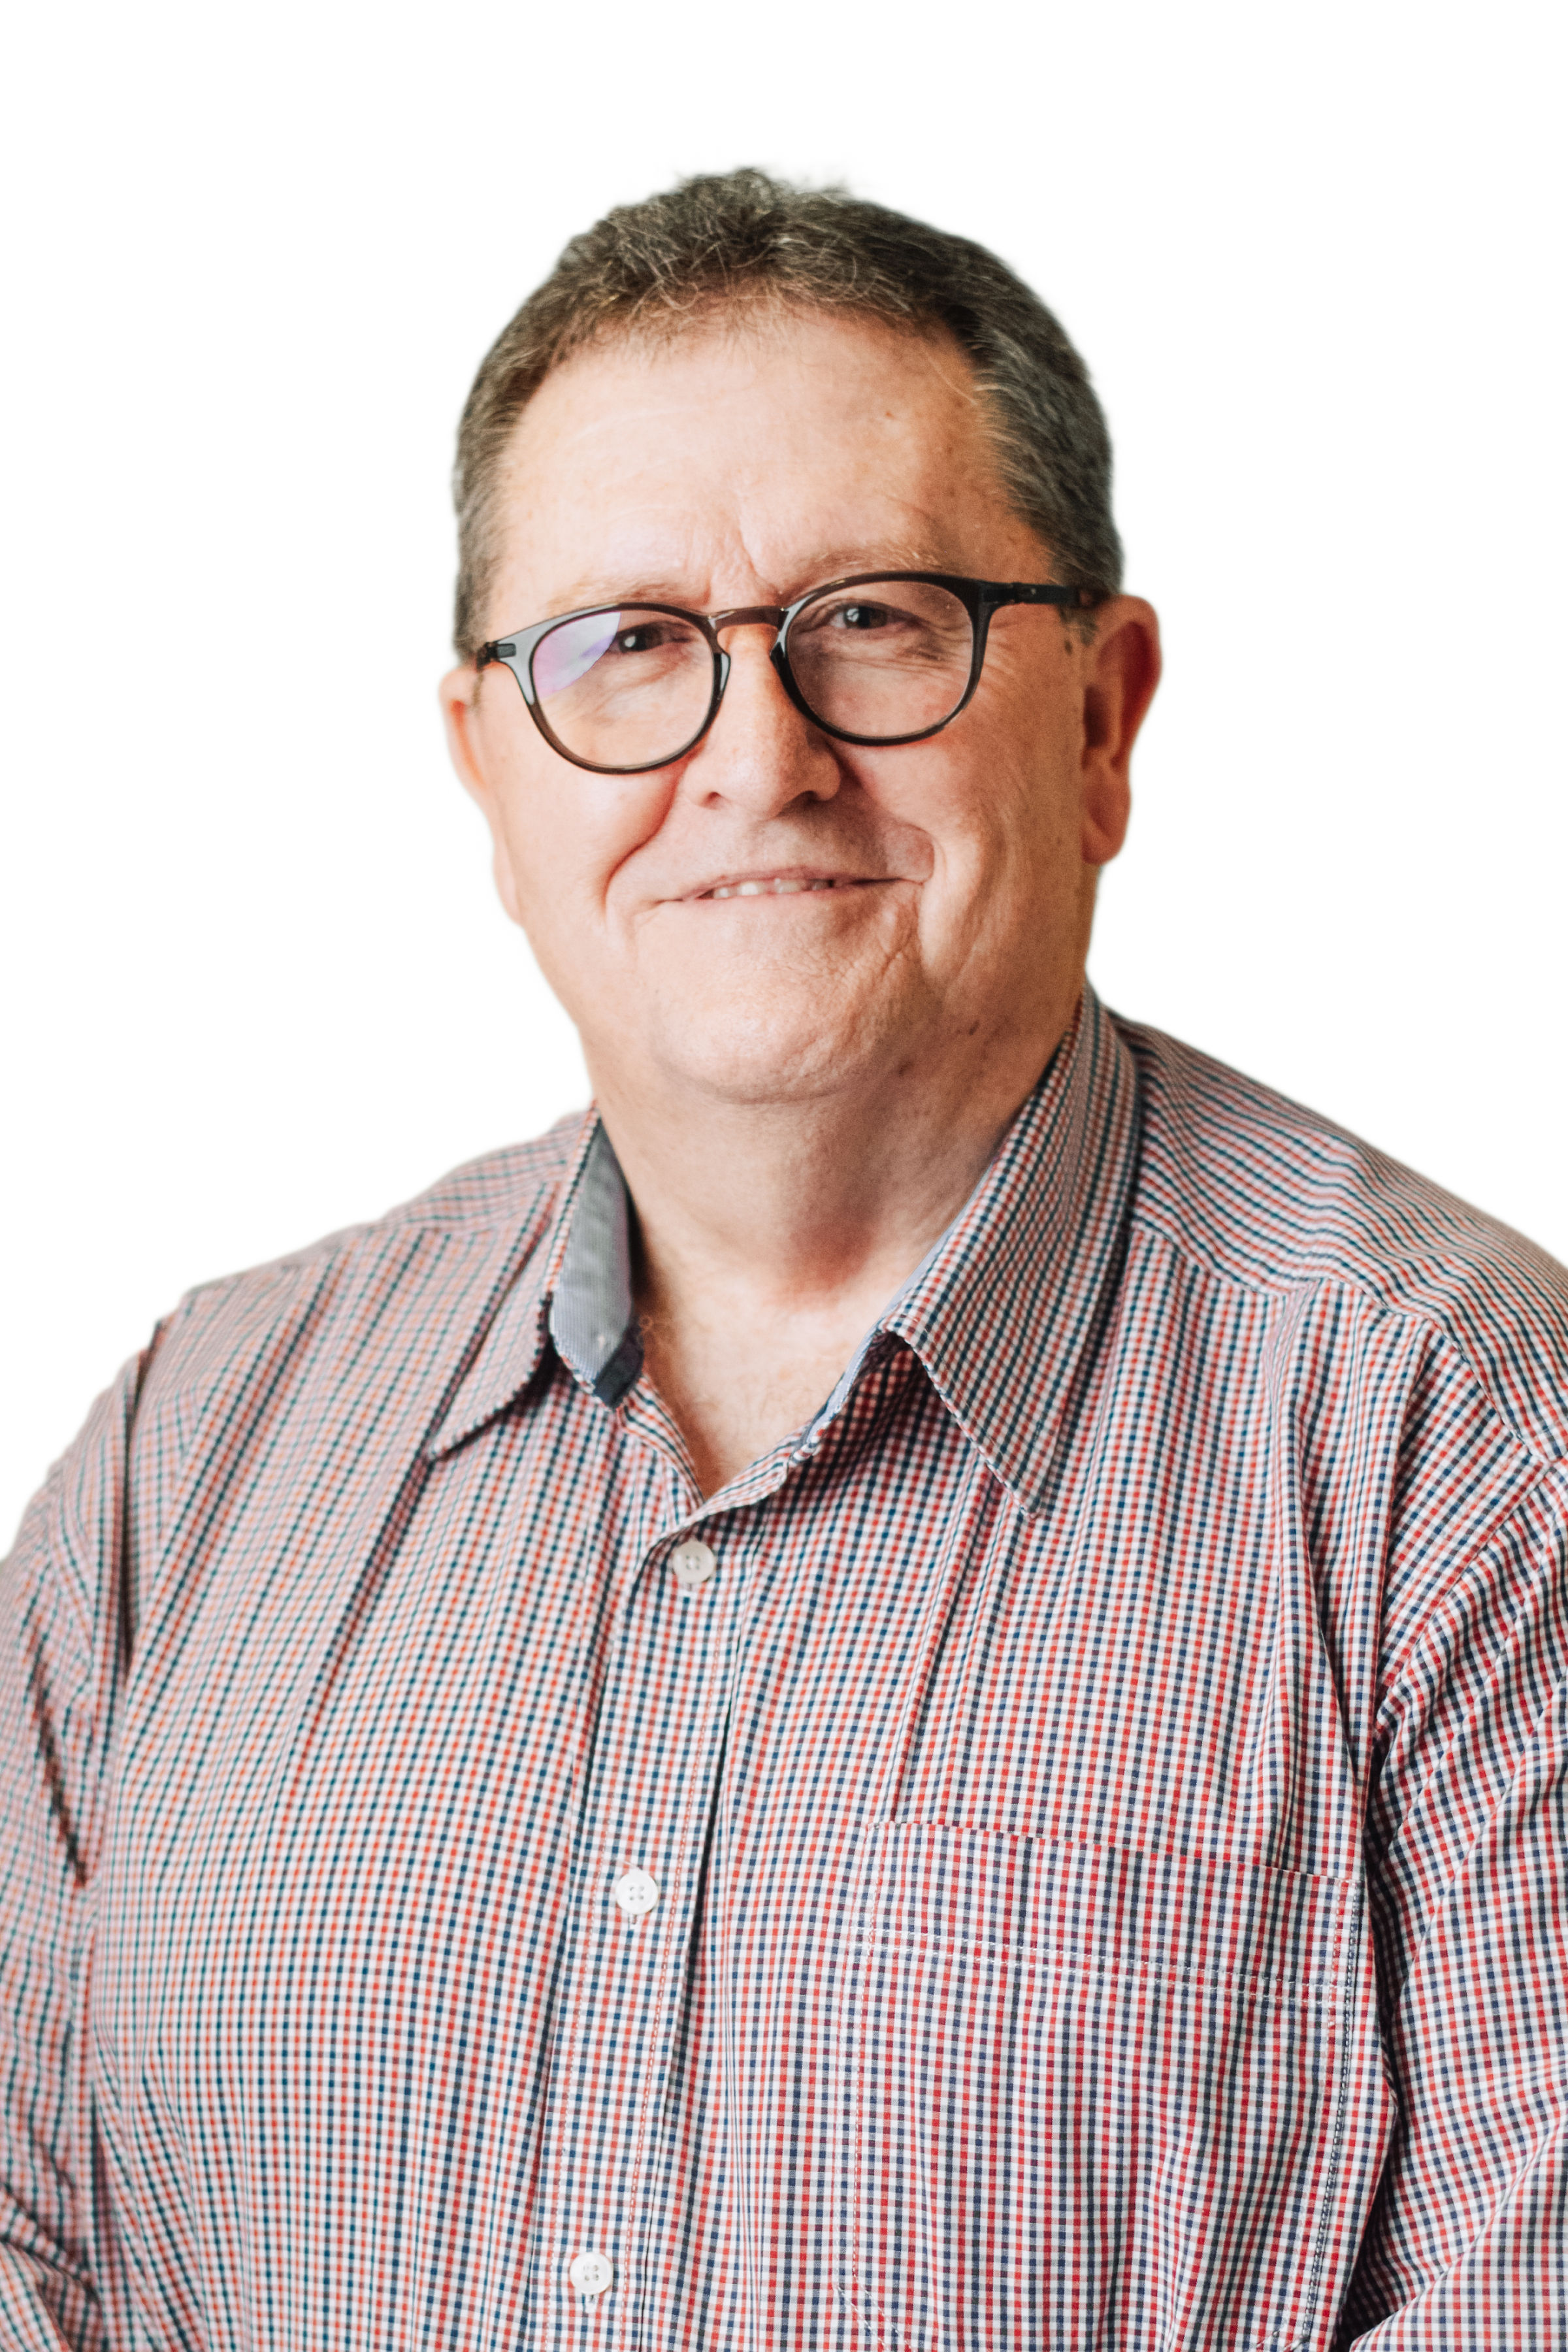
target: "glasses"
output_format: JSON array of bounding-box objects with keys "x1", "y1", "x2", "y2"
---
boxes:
[{"x1": 476, "y1": 572, "x2": 1091, "y2": 776}]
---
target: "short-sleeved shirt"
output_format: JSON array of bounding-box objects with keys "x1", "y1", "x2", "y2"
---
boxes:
[{"x1": 4, "y1": 987, "x2": 1567, "y2": 2348}]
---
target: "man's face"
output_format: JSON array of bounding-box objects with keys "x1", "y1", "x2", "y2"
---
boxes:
[{"x1": 444, "y1": 308, "x2": 1157, "y2": 1113}]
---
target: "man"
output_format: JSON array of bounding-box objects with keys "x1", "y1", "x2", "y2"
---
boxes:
[{"x1": 3, "y1": 169, "x2": 1565, "y2": 2351}]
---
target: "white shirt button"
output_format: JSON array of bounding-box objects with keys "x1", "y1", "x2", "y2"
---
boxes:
[
  {"x1": 614, "y1": 1866, "x2": 660, "y2": 1919},
  {"x1": 568, "y1": 2248, "x2": 613, "y2": 2297},
  {"x1": 670, "y1": 1537, "x2": 717, "y2": 1591}
]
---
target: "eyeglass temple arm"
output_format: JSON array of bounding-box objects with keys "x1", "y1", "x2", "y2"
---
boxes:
[{"x1": 993, "y1": 583, "x2": 1095, "y2": 608}]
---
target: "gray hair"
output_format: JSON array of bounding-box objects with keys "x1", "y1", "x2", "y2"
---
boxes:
[{"x1": 451, "y1": 168, "x2": 1122, "y2": 659}]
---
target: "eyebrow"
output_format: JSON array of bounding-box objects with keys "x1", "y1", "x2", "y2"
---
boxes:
[{"x1": 534, "y1": 543, "x2": 955, "y2": 619}]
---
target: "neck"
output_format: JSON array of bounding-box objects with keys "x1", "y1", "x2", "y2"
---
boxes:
[{"x1": 588, "y1": 994, "x2": 1081, "y2": 1495}]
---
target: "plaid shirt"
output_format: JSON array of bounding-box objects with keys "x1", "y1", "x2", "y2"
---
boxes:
[{"x1": 5, "y1": 988, "x2": 1567, "y2": 2349}]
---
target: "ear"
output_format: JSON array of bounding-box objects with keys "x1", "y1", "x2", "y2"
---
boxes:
[
  {"x1": 440, "y1": 662, "x2": 525, "y2": 926},
  {"x1": 1077, "y1": 596, "x2": 1162, "y2": 867}
]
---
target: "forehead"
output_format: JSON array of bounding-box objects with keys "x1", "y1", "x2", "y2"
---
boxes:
[{"x1": 487, "y1": 308, "x2": 1038, "y2": 615}]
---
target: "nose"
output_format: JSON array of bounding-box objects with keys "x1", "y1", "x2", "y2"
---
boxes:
[{"x1": 681, "y1": 613, "x2": 841, "y2": 816}]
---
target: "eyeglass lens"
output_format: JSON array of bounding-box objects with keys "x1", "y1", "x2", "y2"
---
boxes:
[
  {"x1": 533, "y1": 609, "x2": 713, "y2": 769},
  {"x1": 529, "y1": 579, "x2": 975, "y2": 769}
]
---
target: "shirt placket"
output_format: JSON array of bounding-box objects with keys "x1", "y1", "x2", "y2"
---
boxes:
[{"x1": 537, "y1": 1416, "x2": 788, "y2": 2344}]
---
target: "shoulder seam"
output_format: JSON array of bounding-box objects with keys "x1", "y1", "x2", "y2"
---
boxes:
[
  {"x1": 1377, "y1": 1461, "x2": 1568, "y2": 1733},
  {"x1": 171, "y1": 1175, "x2": 564, "y2": 1311},
  {"x1": 1128, "y1": 1208, "x2": 1566, "y2": 1473}
]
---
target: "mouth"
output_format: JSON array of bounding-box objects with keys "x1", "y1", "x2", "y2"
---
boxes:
[{"x1": 686, "y1": 873, "x2": 879, "y2": 902}]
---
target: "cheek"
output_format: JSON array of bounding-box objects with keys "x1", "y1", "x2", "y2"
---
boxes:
[
  {"x1": 923, "y1": 741, "x2": 1061, "y2": 872},
  {"x1": 496, "y1": 764, "x2": 671, "y2": 938},
  {"x1": 915, "y1": 755, "x2": 1081, "y2": 953}
]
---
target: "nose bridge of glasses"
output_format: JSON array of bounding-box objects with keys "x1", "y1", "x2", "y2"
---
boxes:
[{"x1": 710, "y1": 604, "x2": 787, "y2": 644}]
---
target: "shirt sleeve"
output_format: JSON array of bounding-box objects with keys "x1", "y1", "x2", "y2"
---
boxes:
[
  {"x1": 1344, "y1": 1467, "x2": 1568, "y2": 2347},
  {"x1": 0, "y1": 1354, "x2": 148, "y2": 2352}
]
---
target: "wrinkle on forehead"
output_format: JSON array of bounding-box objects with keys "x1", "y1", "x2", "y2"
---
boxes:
[
  {"x1": 483, "y1": 306, "x2": 1043, "y2": 636},
  {"x1": 544, "y1": 534, "x2": 966, "y2": 619}
]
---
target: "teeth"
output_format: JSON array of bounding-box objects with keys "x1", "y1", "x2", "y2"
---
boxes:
[{"x1": 707, "y1": 877, "x2": 853, "y2": 900}]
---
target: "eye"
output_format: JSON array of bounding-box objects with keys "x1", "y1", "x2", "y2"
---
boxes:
[{"x1": 794, "y1": 596, "x2": 905, "y2": 641}]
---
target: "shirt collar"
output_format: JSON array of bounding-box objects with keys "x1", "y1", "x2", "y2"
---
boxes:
[
  {"x1": 546, "y1": 1120, "x2": 644, "y2": 1404},
  {"x1": 872, "y1": 984, "x2": 1139, "y2": 1516},
  {"x1": 431, "y1": 985, "x2": 1139, "y2": 1501},
  {"x1": 427, "y1": 1109, "x2": 617, "y2": 1455}
]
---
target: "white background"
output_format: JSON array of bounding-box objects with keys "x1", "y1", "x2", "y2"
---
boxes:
[{"x1": 3, "y1": 0, "x2": 1564, "y2": 1545}]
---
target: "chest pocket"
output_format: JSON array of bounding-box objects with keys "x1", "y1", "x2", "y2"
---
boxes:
[{"x1": 821, "y1": 1824, "x2": 1364, "y2": 2351}]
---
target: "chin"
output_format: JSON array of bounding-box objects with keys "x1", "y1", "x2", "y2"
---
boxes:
[{"x1": 647, "y1": 1000, "x2": 895, "y2": 1107}]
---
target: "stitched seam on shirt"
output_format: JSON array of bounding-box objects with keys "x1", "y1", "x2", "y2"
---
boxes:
[
  {"x1": 1373, "y1": 1463, "x2": 1568, "y2": 1756},
  {"x1": 376, "y1": 1128, "x2": 580, "y2": 1233},
  {"x1": 46, "y1": 1333, "x2": 160, "y2": 1659},
  {"x1": 836, "y1": 2282, "x2": 904, "y2": 2347},
  {"x1": 842, "y1": 1838, "x2": 898, "y2": 2349},
  {"x1": 881, "y1": 1820, "x2": 1352, "y2": 1884},
  {"x1": 1366, "y1": 1490, "x2": 1568, "y2": 1976},
  {"x1": 1128, "y1": 1209, "x2": 1567, "y2": 1473},
  {"x1": 854, "y1": 1929, "x2": 1345, "y2": 2004},
  {"x1": 1298, "y1": 1882, "x2": 1367, "y2": 2342}
]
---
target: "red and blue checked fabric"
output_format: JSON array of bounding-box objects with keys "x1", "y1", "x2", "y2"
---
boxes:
[{"x1": 4, "y1": 987, "x2": 1568, "y2": 2349}]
